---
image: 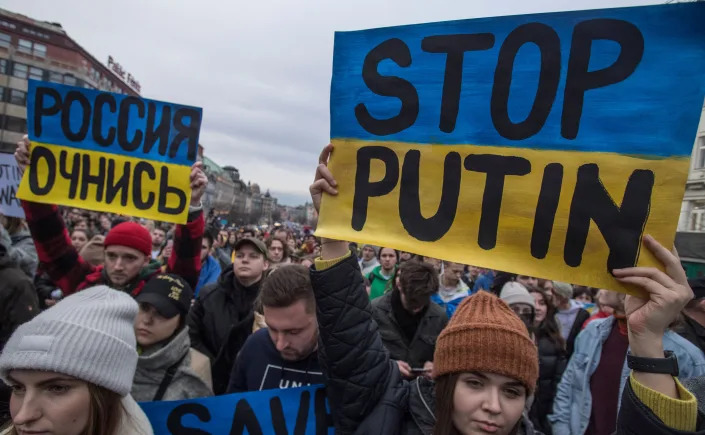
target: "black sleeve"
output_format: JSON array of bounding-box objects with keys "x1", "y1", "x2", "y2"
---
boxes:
[
  {"x1": 187, "y1": 294, "x2": 213, "y2": 360},
  {"x1": 310, "y1": 253, "x2": 395, "y2": 433},
  {"x1": 617, "y1": 376, "x2": 705, "y2": 434}
]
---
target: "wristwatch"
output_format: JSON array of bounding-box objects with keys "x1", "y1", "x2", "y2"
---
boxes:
[{"x1": 627, "y1": 350, "x2": 679, "y2": 376}]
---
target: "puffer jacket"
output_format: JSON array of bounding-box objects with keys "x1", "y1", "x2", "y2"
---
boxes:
[
  {"x1": 311, "y1": 253, "x2": 541, "y2": 435},
  {"x1": 371, "y1": 291, "x2": 448, "y2": 368},
  {"x1": 131, "y1": 327, "x2": 213, "y2": 402},
  {"x1": 530, "y1": 335, "x2": 567, "y2": 435},
  {"x1": 0, "y1": 226, "x2": 38, "y2": 279}
]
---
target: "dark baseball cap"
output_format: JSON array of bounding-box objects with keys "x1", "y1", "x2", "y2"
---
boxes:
[
  {"x1": 136, "y1": 274, "x2": 193, "y2": 318},
  {"x1": 234, "y1": 237, "x2": 267, "y2": 257}
]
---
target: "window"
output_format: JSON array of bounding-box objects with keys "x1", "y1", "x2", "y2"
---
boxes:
[
  {"x1": 2, "y1": 116, "x2": 27, "y2": 133},
  {"x1": 49, "y1": 71, "x2": 63, "y2": 83},
  {"x1": 33, "y1": 43, "x2": 46, "y2": 58},
  {"x1": 0, "y1": 59, "x2": 6, "y2": 75},
  {"x1": 0, "y1": 87, "x2": 5, "y2": 102},
  {"x1": 29, "y1": 66, "x2": 43, "y2": 81},
  {"x1": 696, "y1": 137, "x2": 705, "y2": 169},
  {"x1": 0, "y1": 32, "x2": 10, "y2": 48},
  {"x1": 63, "y1": 75, "x2": 76, "y2": 86},
  {"x1": 0, "y1": 20, "x2": 17, "y2": 30},
  {"x1": 9, "y1": 89, "x2": 26, "y2": 106},
  {"x1": 12, "y1": 63, "x2": 27, "y2": 79},
  {"x1": 18, "y1": 39, "x2": 32, "y2": 54}
]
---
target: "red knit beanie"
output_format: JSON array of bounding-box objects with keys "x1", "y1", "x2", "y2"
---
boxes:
[{"x1": 104, "y1": 222, "x2": 152, "y2": 257}]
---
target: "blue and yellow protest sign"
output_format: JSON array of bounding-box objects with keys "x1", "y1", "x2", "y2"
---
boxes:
[
  {"x1": 139, "y1": 385, "x2": 334, "y2": 435},
  {"x1": 317, "y1": 3, "x2": 705, "y2": 293},
  {"x1": 17, "y1": 80, "x2": 202, "y2": 223}
]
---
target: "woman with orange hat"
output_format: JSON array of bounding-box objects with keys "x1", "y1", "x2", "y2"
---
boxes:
[{"x1": 309, "y1": 145, "x2": 541, "y2": 434}]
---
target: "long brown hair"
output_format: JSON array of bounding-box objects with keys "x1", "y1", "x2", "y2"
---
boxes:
[
  {"x1": 433, "y1": 374, "x2": 462, "y2": 435},
  {"x1": 1, "y1": 382, "x2": 124, "y2": 435},
  {"x1": 529, "y1": 287, "x2": 566, "y2": 350}
]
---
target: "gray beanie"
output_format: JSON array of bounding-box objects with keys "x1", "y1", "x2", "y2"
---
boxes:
[
  {"x1": 500, "y1": 282, "x2": 535, "y2": 308},
  {"x1": 0, "y1": 286, "x2": 138, "y2": 396},
  {"x1": 552, "y1": 281, "x2": 574, "y2": 301}
]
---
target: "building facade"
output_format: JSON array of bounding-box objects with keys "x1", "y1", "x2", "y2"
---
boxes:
[
  {"x1": 679, "y1": 104, "x2": 705, "y2": 232},
  {"x1": 0, "y1": 8, "x2": 138, "y2": 153}
]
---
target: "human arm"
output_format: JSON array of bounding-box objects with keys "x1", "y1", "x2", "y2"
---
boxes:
[
  {"x1": 167, "y1": 162, "x2": 207, "y2": 290},
  {"x1": 187, "y1": 293, "x2": 214, "y2": 360},
  {"x1": 17, "y1": 137, "x2": 93, "y2": 293},
  {"x1": 614, "y1": 235, "x2": 699, "y2": 432},
  {"x1": 309, "y1": 144, "x2": 398, "y2": 432}
]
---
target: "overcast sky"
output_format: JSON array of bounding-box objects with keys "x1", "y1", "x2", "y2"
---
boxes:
[{"x1": 5, "y1": 0, "x2": 659, "y2": 205}]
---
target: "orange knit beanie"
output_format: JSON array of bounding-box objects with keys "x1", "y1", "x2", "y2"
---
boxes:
[{"x1": 434, "y1": 291, "x2": 539, "y2": 393}]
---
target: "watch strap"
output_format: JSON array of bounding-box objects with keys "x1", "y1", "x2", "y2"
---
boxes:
[{"x1": 627, "y1": 350, "x2": 679, "y2": 376}]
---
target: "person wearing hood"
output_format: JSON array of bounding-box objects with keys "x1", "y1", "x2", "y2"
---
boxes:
[
  {"x1": 432, "y1": 261, "x2": 470, "y2": 318},
  {"x1": 551, "y1": 281, "x2": 590, "y2": 357},
  {"x1": 14, "y1": 137, "x2": 206, "y2": 297},
  {"x1": 0, "y1": 239, "x2": 37, "y2": 425},
  {"x1": 227, "y1": 265, "x2": 324, "y2": 393},
  {"x1": 358, "y1": 244, "x2": 380, "y2": 276},
  {"x1": 132, "y1": 274, "x2": 212, "y2": 402},
  {"x1": 188, "y1": 237, "x2": 270, "y2": 394},
  {"x1": 308, "y1": 144, "x2": 542, "y2": 435},
  {"x1": 367, "y1": 247, "x2": 398, "y2": 300},
  {"x1": 0, "y1": 216, "x2": 38, "y2": 279},
  {"x1": 0, "y1": 286, "x2": 153, "y2": 435}
]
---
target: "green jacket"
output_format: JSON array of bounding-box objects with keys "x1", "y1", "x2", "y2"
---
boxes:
[{"x1": 367, "y1": 265, "x2": 394, "y2": 300}]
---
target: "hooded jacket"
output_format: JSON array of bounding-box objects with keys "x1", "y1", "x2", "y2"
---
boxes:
[
  {"x1": 188, "y1": 266, "x2": 262, "y2": 394},
  {"x1": 555, "y1": 300, "x2": 590, "y2": 357},
  {"x1": 0, "y1": 226, "x2": 37, "y2": 279},
  {"x1": 367, "y1": 265, "x2": 393, "y2": 300},
  {"x1": 359, "y1": 257, "x2": 380, "y2": 277},
  {"x1": 131, "y1": 327, "x2": 213, "y2": 402},
  {"x1": 311, "y1": 253, "x2": 541, "y2": 434},
  {"x1": 195, "y1": 255, "x2": 221, "y2": 297},
  {"x1": 227, "y1": 328, "x2": 324, "y2": 393}
]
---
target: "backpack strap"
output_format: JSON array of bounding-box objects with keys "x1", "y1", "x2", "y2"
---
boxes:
[{"x1": 153, "y1": 354, "x2": 187, "y2": 401}]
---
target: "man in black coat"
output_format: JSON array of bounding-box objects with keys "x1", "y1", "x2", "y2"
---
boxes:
[
  {"x1": 371, "y1": 261, "x2": 448, "y2": 379},
  {"x1": 188, "y1": 237, "x2": 269, "y2": 394}
]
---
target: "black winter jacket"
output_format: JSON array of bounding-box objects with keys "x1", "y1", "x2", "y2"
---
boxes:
[
  {"x1": 187, "y1": 267, "x2": 261, "y2": 394},
  {"x1": 371, "y1": 291, "x2": 448, "y2": 368},
  {"x1": 311, "y1": 253, "x2": 541, "y2": 435},
  {"x1": 617, "y1": 376, "x2": 705, "y2": 434},
  {"x1": 530, "y1": 335, "x2": 567, "y2": 435}
]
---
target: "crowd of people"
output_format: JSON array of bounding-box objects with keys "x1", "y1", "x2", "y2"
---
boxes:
[{"x1": 1, "y1": 138, "x2": 705, "y2": 434}]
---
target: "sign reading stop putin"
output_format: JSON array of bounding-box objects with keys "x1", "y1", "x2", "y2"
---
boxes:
[{"x1": 318, "y1": 3, "x2": 705, "y2": 293}]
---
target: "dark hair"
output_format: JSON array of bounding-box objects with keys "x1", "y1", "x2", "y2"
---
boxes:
[
  {"x1": 71, "y1": 227, "x2": 93, "y2": 241},
  {"x1": 377, "y1": 247, "x2": 399, "y2": 261},
  {"x1": 434, "y1": 373, "x2": 525, "y2": 435},
  {"x1": 258, "y1": 264, "x2": 314, "y2": 312},
  {"x1": 203, "y1": 229, "x2": 215, "y2": 249},
  {"x1": 395, "y1": 261, "x2": 438, "y2": 302},
  {"x1": 572, "y1": 286, "x2": 593, "y2": 302},
  {"x1": 489, "y1": 271, "x2": 516, "y2": 296},
  {"x1": 528, "y1": 287, "x2": 566, "y2": 351}
]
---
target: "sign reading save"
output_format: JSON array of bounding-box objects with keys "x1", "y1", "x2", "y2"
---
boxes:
[
  {"x1": 317, "y1": 3, "x2": 705, "y2": 292},
  {"x1": 18, "y1": 81, "x2": 202, "y2": 224}
]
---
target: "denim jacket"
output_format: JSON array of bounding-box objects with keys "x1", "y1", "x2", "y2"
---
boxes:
[{"x1": 549, "y1": 316, "x2": 705, "y2": 435}]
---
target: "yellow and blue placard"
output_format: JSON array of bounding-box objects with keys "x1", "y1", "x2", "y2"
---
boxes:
[
  {"x1": 17, "y1": 80, "x2": 202, "y2": 223},
  {"x1": 317, "y1": 3, "x2": 705, "y2": 293}
]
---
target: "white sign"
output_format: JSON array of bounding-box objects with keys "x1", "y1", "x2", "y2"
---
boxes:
[{"x1": 0, "y1": 154, "x2": 24, "y2": 218}]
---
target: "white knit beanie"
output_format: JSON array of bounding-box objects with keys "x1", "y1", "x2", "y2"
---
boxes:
[
  {"x1": 0, "y1": 286, "x2": 138, "y2": 396},
  {"x1": 500, "y1": 282, "x2": 535, "y2": 309}
]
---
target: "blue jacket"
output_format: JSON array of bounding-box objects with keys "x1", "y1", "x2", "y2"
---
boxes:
[
  {"x1": 195, "y1": 255, "x2": 221, "y2": 297},
  {"x1": 430, "y1": 293, "x2": 467, "y2": 318},
  {"x1": 549, "y1": 316, "x2": 705, "y2": 435}
]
